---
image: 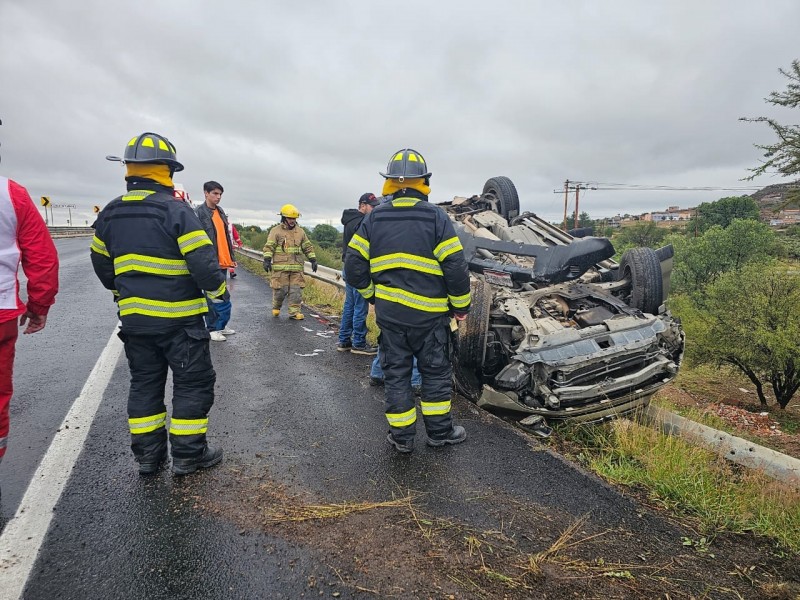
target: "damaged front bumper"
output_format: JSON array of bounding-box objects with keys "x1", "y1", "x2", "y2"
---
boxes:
[
  {"x1": 474, "y1": 318, "x2": 685, "y2": 424},
  {"x1": 477, "y1": 372, "x2": 671, "y2": 423}
]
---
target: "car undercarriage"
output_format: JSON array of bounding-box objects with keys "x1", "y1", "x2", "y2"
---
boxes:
[{"x1": 439, "y1": 177, "x2": 685, "y2": 431}]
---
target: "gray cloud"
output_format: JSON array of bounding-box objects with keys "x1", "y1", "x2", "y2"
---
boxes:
[{"x1": 1, "y1": 0, "x2": 797, "y2": 228}]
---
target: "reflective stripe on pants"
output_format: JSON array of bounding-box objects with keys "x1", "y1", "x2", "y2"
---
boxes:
[
  {"x1": 119, "y1": 323, "x2": 216, "y2": 461},
  {"x1": 271, "y1": 271, "x2": 305, "y2": 315},
  {"x1": 378, "y1": 315, "x2": 454, "y2": 443}
]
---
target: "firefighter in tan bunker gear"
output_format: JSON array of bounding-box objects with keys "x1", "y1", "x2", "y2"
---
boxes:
[{"x1": 262, "y1": 204, "x2": 317, "y2": 320}]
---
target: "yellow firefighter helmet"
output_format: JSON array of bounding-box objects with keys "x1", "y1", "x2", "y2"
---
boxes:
[{"x1": 278, "y1": 204, "x2": 300, "y2": 218}]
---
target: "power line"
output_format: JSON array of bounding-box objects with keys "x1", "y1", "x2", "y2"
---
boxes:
[{"x1": 553, "y1": 181, "x2": 765, "y2": 193}]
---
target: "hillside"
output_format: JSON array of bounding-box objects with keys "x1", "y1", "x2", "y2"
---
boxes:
[{"x1": 750, "y1": 180, "x2": 800, "y2": 208}]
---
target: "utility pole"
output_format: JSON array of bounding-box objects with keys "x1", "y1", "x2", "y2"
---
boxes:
[{"x1": 555, "y1": 181, "x2": 595, "y2": 231}]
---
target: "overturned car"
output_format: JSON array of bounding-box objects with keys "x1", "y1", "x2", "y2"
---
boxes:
[{"x1": 440, "y1": 177, "x2": 684, "y2": 428}]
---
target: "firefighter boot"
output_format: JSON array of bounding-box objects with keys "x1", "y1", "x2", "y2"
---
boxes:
[
  {"x1": 272, "y1": 309, "x2": 280, "y2": 317},
  {"x1": 426, "y1": 425, "x2": 467, "y2": 448},
  {"x1": 291, "y1": 313, "x2": 304, "y2": 320},
  {"x1": 386, "y1": 433, "x2": 414, "y2": 454},
  {"x1": 138, "y1": 453, "x2": 167, "y2": 476},
  {"x1": 132, "y1": 429, "x2": 168, "y2": 475},
  {"x1": 172, "y1": 446, "x2": 224, "y2": 476}
]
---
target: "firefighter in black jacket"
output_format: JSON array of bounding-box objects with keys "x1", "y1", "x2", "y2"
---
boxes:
[
  {"x1": 91, "y1": 132, "x2": 226, "y2": 476},
  {"x1": 345, "y1": 149, "x2": 471, "y2": 453}
]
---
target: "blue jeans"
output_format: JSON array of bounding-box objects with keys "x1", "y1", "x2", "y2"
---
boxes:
[
  {"x1": 339, "y1": 270, "x2": 369, "y2": 347},
  {"x1": 205, "y1": 269, "x2": 231, "y2": 331},
  {"x1": 206, "y1": 298, "x2": 231, "y2": 331},
  {"x1": 371, "y1": 348, "x2": 421, "y2": 386}
]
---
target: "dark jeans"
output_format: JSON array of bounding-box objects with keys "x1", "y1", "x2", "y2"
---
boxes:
[{"x1": 340, "y1": 273, "x2": 369, "y2": 347}]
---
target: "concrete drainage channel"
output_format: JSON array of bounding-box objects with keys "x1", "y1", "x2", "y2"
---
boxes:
[
  {"x1": 238, "y1": 246, "x2": 800, "y2": 487},
  {"x1": 643, "y1": 405, "x2": 800, "y2": 487}
]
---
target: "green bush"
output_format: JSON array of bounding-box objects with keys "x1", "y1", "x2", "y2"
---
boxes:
[{"x1": 314, "y1": 245, "x2": 342, "y2": 270}]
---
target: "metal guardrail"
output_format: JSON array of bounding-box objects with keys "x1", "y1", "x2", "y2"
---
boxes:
[
  {"x1": 236, "y1": 246, "x2": 345, "y2": 290},
  {"x1": 48, "y1": 226, "x2": 94, "y2": 238}
]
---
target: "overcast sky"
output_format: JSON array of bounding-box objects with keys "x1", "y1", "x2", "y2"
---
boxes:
[{"x1": 1, "y1": 0, "x2": 798, "y2": 229}]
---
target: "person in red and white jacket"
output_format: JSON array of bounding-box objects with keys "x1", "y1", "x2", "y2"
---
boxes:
[{"x1": 0, "y1": 173, "x2": 59, "y2": 472}]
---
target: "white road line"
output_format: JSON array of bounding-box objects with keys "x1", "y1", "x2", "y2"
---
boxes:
[{"x1": 0, "y1": 327, "x2": 123, "y2": 599}]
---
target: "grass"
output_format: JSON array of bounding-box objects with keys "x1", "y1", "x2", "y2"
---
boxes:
[
  {"x1": 556, "y1": 418, "x2": 800, "y2": 553},
  {"x1": 263, "y1": 494, "x2": 415, "y2": 523},
  {"x1": 653, "y1": 362, "x2": 800, "y2": 451},
  {"x1": 653, "y1": 397, "x2": 732, "y2": 434}
]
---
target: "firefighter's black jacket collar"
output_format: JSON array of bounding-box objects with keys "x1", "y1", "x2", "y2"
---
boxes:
[
  {"x1": 125, "y1": 177, "x2": 174, "y2": 195},
  {"x1": 386, "y1": 188, "x2": 428, "y2": 202}
]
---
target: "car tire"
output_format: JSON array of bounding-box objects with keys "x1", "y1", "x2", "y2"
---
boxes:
[
  {"x1": 567, "y1": 226, "x2": 594, "y2": 238},
  {"x1": 453, "y1": 279, "x2": 492, "y2": 401},
  {"x1": 482, "y1": 176, "x2": 520, "y2": 221},
  {"x1": 618, "y1": 247, "x2": 663, "y2": 315}
]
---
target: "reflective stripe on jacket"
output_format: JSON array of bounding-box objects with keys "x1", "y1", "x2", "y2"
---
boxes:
[
  {"x1": 262, "y1": 223, "x2": 316, "y2": 272},
  {"x1": 343, "y1": 189, "x2": 471, "y2": 327},
  {"x1": 90, "y1": 180, "x2": 225, "y2": 334}
]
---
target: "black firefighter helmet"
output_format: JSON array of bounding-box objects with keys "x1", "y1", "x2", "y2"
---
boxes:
[
  {"x1": 379, "y1": 148, "x2": 431, "y2": 181},
  {"x1": 106, "y1": 132, "x2": 184, "y2": 172}
]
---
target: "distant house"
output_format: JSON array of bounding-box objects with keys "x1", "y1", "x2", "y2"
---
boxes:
[
  {"x1": 642, "y1": 205, "x2": 694, "y2": 222},
  {"x1": 770, "y1": 209, "x2": 800, "y2": 227}
]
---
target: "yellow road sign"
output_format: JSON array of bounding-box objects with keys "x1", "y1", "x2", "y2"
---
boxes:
[
  {"x1": 40, "y1": 196, "x2": 50, "y2": 207},
  {"x1": 93, "y1": 205, "x2": 101, "y2": 213}
]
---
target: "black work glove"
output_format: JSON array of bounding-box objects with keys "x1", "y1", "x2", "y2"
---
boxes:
[
  {"x1": 263, "y1": 257, "x2": 272, "y2": 272},
  {"x1": 310, "y1": 259, "x2": 318, "y2": 272}
]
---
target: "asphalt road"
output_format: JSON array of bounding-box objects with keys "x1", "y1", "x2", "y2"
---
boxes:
[{"x1": 0, "y1": 238, "x2": 690, "y2": 599}]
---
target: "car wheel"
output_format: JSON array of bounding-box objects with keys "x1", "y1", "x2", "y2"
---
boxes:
[
  {"x1": 618, "y1": 247, "x2": 663, "y2": 315},
  {"x1": 567, "y1": 226, "x2": 594, "y2": 238},
  {"x1": 482, "y1": 176, "x2": 520, "y2": 221},
  {"x1": 453, "y1": 279, "x2": 491, "y2": 401}
]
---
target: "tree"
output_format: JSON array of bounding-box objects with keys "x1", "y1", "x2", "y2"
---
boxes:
[
  {"x1": 311, "y1": 223, "x2": 339, "y2": 247},
  {"x1": 777, "y1": 224, "x2": 800, "y2": 260},
  {"x1": 669, "y1": 219, "x2": 777, "y2": 297},
  {"x1": 685, "y1": 263, "x2": 800, "y2": 409},
  {"x1": 690, "y1": 196, "x2": 760, "y2": 233},
  {"x1": 615, "y1": 221, "x2": 666, "y2": 249},
  {"x1": 741, "y1": 59, "x2": 800, "y2": 207}
]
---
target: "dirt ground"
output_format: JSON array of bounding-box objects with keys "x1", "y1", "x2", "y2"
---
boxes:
[
  {"x1": 188, "y1": 455, "x2": 800, "y2": 600},
  {"x1": 654, "y1": 366, "x2": 800, "y2": 460}
]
